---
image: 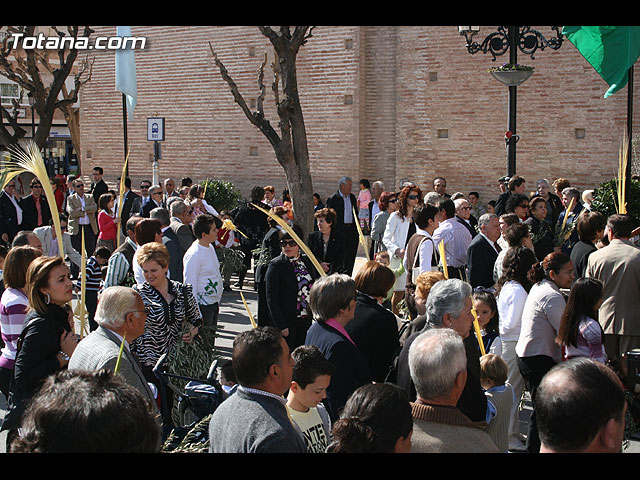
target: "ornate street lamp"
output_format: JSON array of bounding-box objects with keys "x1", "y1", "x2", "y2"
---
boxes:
[{"x1": 458, "y1": 26, "x2": 564, "y2": 176}]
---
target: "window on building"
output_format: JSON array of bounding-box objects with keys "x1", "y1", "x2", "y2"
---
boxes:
[{"x1": 437, "y1": 129, "x2": 449, "y2": 139}]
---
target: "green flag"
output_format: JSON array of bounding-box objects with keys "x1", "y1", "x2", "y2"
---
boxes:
[{"x1": 563, "y1": 26, "x2": 640, "y2": 98}]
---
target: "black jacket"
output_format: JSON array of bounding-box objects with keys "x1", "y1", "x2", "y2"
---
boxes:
[
  {"x1": 345, "y1": 293, "x2": 400, "y2": 383},
  {"x1": 2, "y1": 304, "x2": 73, "y2": 433},
  {"x1": 467, "y1": 234, "x2": 499, "y2": 289},
  {"x1": 305, "y1": 320, "x2": 372, "y2": 421},
  {"x1": 0, "y1": 191, "x2": 22, "y2": 243},
  {"x1": 163, "y1": 227, "x2": 184, "y2": 282},
  {"x1": 325, "y1": 191, "x2": 358, "y2": 239},
  {"x1": 265, "y1": 253, "x2": 320, "y2": 331},
  {"x1": 19, "y1": 194, "x2": 52, "y2": 231},
  {"x1": 306, "y1": 229, "x2": 346, "y2": 275},
  {"x1": 91, "y1": 178, "x2": 109, "y2": 205},
  {"x1": 255, "y1": 227, "x2": 283, "y2": 284},
  {"x1": 394, "y1": 324, "x2": 488, "y2": 423}
]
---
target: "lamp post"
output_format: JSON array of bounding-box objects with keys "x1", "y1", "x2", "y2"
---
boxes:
[{"x1": 458, "y1": 26, "x2": 564, "y2": 176}]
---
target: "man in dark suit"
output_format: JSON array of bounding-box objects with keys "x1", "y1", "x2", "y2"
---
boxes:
[
  {"x1": 494, "y1": 175, "x2": 526, "y2": 217},
  {"x1": 0, "y1": 179, "x2": 24, "y2": 246},
  {"x1": 140, "y1": 184, "x2": 163, "y2": 218},
  {"x1": 325, "y1": 176, "x2": 359, "y2": 275},
  {"x1": 19, "y1": 177, "x2": 52, "y2": 231},
  {"x1": 168, "y1": 199, "x2": 196, "y2": 268},
  {"x1": 466, "y1": 213, "x2": 502, "y2": 289},
  {"x1": 116, "y1": 177, "x2": 140, "y2": 227},
  {"x1": 131, "y1": 180, "x2": 152, "y2": 217},
  {"x1": 151, "y1": 206, "x2": 183, "y2": 283},
  {"x1": 90, "y1": 167, "x2": 109, "y2": 205},
  {"x1": 454, "y1": 198, "x2": 477, "y2": 239}
]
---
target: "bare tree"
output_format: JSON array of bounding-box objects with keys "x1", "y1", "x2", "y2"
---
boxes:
[
  {"x1": 0, "y1": 26, "x2": 94, "y2": 163},
  {"x1": 209, "y1": 26, "x2": 316, "y2": 236}
]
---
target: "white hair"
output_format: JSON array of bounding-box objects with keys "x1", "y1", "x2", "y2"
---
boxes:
[
  {"x1": 95, "y1": 287, "x2": 140, "y2": 330},
  {"x1": 409, "y1": 328, "x2": 467, "y2": 400},
  {"x1": 425, "y1": 278, "x2": 472, "y2": 328}
]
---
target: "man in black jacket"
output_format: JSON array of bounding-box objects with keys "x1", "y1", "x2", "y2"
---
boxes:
[
  {"x1": 494, "y1": 175, "x2": 526, "y2": 217},
  {"x1": 325, "y1": 176, "x2": 359, "y2": 276},
  {"x1": 466, "y1": 213, "x2": 501, "y2": 289},
  {"x1": 19, "y1": 178, "x2": 51, "y2": 231},
  {"x1": 0, "y1": 179, "x2": 23, "y2": 246}
]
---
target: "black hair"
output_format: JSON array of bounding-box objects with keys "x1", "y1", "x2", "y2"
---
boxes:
[
  {"x1": 232, "y1": 326, "x2": 284, "y2": 387},
  {"x1": 528, "y1": 252, "x2": 572, "y2": 285},
  {"x1": 93, "y1": 247, "x2": 112, "y2": 261},
  {"x1": 496, "y1": 246, "x2": 537, "y2": 294},
  {"x1": 505, "y1": 192, "x2": 529, "y2": 214},
  {"x1": 556, "y1": 277, "x2": 604, "y2": 349},
  {"x1": 193, "y1": 213, "x2": 222, "y2": 239},
  {"x1": 328, "y1": 383, "x2": 413, "y2": 453},
  {"x1": 412, "y1": 204, "x2": 439, "y2": 230},
  {"x1": 359, "y1": 179, "x2": 371, "y2": 189},
  {"x1": 219, "y1": 359, "x2": 236, "y2": 384},
  {"x1": 472, "y1": 289, "x2": 499, "y2": 335},
  {"x1": 10, "y1": 369, "x2": 160, "y2": 453},
  {"x1": 437, "y1": 198, "x2": 455, "y2": 219},
  {"x1": 92, "y1": 167, "x2": 103, "y2": 175},
  {"x1": 291, "y1": 345, "x2": 335, "y2": 389}
]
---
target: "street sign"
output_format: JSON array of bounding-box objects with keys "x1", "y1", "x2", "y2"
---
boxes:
[{"x1": 147, "y1": 117, "x2": 165, "y2": 141}]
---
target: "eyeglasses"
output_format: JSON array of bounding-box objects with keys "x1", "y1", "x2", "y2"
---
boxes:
[
  {"x1": 458, "y1": 206, "x2": 471, "y2": 211},
  {"x1": 32, "y1": 185, "x2": 42, "y2": 189},
  {"x1": 280, "y1": 240, "x2": 297, "y2": 247},
  {"x1": 129, "y1": 307, "x2": 150, "y2": 316},
  {"x1": 75, "y1": 183, "x2": 84, "y2": 188},
  {"x1": 388, "y1": 198, "x2": 398, "y2": 203}
]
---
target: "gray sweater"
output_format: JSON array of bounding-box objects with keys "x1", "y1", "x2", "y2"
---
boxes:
[{"x1": 208, "y1": 386, "x2": 306, "y2": 453}]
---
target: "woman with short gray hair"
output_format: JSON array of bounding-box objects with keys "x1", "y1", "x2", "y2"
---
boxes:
[{"x1": 305, "y1": 274, "x2": 372, "y2": 421}]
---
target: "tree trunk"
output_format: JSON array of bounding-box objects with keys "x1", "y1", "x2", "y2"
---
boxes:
[{"x1": 210, "y1": 26, "x2": 316, "y2": 238}]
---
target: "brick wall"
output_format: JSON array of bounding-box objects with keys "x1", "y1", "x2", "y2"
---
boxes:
[{"x1": 78, "y1": 26, "x2": 639, "y2": 208}]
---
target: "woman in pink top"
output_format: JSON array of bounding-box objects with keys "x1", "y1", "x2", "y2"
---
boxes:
[
  {"x1": 96, "y1": 193, "x2": 119, "y2": 252},
  {"x1": 0, "y1": 246, "x2": 42, "y2": 400}
]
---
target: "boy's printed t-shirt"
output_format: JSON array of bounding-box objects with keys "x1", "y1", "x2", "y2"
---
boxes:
[{"x1": 286, "y1": 405, "x2": 329, "y2": 453}]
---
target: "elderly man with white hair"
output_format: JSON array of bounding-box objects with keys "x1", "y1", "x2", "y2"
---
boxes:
[
  {"x1": 394, "y1": 278, "x2": 488, "y2": 423},
  {"x1": 69, "y1": 286, "x2": 156, "y2": 406},
  {"x1": 408, "y1": 328, "x2": 499, "y2": 453}
]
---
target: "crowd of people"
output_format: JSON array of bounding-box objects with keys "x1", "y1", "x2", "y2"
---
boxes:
[{"x1": 0, "y1": 167, "x2": 636, "y2": 454}]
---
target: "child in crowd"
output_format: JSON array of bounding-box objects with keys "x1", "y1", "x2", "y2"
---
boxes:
[
  {"x1": 77, "y1": 247, "x2": 111, "y2": 332},
  {"x1": 556, "y1": 277, "x2": 606, "y2": 364},
  {"x1": 357, "y1": 179, "x2": 372, "y2": 233},
  {"x1": 480, "y1": 353, "x2": 514, "y2": 453},
  {"x1": 374, "y1": 251, "x2": 404, "y2": 311},
  {"x1": 472, "y1": 288, "x2": 502, "y2": 356},
  {"x1": 286, "y1": 345, "x2": 335, "y2": 453},
  {"x1": 218, "y1": 359, "x2": 237, "y2": 398}
]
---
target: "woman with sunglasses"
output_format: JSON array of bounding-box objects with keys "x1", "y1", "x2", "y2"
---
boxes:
[
  {"x1": 382, "y1": 184, "x2": 423, "y2": 314},
  {"x1": 265, "y1": 226, "x2": 321, "y2": 351},
  {"x1": 369, "y1": 191, "x2": 398, "y2": 257}
]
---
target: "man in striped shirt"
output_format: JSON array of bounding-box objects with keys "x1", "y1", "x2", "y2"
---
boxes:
[{"x1": 103, "y1": 215, "x2": 141, "y2": 290}]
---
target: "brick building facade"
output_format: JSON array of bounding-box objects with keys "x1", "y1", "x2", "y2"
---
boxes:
[{"x1": 78, "y1": 26, "x2": 639, "y2": 207}]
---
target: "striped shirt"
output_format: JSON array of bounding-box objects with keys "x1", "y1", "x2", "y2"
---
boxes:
[
  {"x1": 432, "y1": 217, "x2": 472, "y2": 268},
  {"x1": 103, "y1": 238, "x2": 137, "y2": 288},
  {"x1": 76, "y1": 256, "x2": 103, "y2": 292},
  {"x1": 131, "y1": 280, "x2": 202, "y2": 368},
  {"x1": 0, "y1": 288, "x2": 29, "y2": 369}
]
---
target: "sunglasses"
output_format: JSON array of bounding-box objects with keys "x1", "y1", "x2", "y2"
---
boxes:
[
  {"x1": 408, "y1": 194, "x2": 419, "y2": 200},
  {"x1": 280, "y1": 240, "x2": 297, "y2": 247},
  {"x1": 141, "y1": 185, "x2": 150, "y2": 189},
  {"x1": 75, "y1": 183, "x2": 84, "y2": 188},
  {"x1": 388, "y1": 198, "x2": 398, "y2": 203}
]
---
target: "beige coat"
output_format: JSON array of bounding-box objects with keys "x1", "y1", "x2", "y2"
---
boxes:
[
  {"x1": 586, "y1": 239, "x2": 640, "y2": 336},
  {"x1": 66, "y1": 192, "x2": 98, "y2": 236}
]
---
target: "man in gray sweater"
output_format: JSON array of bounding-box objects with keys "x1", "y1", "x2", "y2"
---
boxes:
[{"x1": 208, "y1": 326, "x2": 306, "y2": 453}]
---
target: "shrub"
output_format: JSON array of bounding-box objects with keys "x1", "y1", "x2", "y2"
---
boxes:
[
  {"x1": 201, "y1": 179, "x2": 242, "y2": 213},
  {"x1": 590, "y1": 178, "x2": 640, "y2": 225}
]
